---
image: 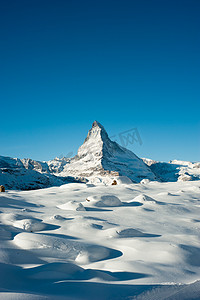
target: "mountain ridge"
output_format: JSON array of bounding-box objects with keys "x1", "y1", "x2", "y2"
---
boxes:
[
  {"x1": 54, "y1": 121, "x2": 156, "y2": 181},
  {"x1": 0, "y1": 121, "x2": 199, "y2": 190}
]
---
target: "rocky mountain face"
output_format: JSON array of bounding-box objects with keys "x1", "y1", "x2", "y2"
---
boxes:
[
  {"x1": 0, "y1": 156, "x2": 83, "y2": 190},
  {"x1": 0, "y1": 121, "x2": 199, "y2": 190},
  {"x1": 55, "y1": 121, "x2": 156, "y2": 182},
  {"x1": 142, "y1": 158, "x2": 200, "y2": 182}
]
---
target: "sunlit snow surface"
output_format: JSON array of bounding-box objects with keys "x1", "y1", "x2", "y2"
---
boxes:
[{"x1": 0, "y1": 179, "x2": 200, "y2": 299}]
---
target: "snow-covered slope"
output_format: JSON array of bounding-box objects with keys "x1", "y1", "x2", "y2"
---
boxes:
[
  {"x1": 56, "y1": 121, "x2": 156, "y2": 182},
  {"x1": 1, "y1": 121, "x2": 199, "y2": 190},
  {"x1": 0, "y1": 156, "x2": 81, "y2": 190},
  {"x1": 142, "y1": 158, "x2": 200, "y2": 182},
  {"x1": 0, "y1": 180, "x2": 200, "y2": 299}
]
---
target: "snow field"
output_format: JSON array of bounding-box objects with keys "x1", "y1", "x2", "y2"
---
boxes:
[{"x1": 0, "y1": 179, "x2": 200, "y2": 299}]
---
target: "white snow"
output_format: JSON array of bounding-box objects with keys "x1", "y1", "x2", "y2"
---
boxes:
[
  {"x1": 0, "y1": 180, "x2": 200, "y2": 299},
  {"x1": 0, "y1": 121, "x2": 200, "y2": 299},
  {"x1": 1, "y1": 122, "x2": 200, "y2": 191},
  {"x1": 142, "y1": 158, "x2": 200, "y2": 182},
  {"x1": 133, "y1": 193, "x2": 158, "y2": 204},
  {"x1": 85, "y1": 194, "x2": 122, "y2": 207},
  {"x1": 140, "y1": 178, "x2": 150, "y2": 184},
  {"x1": 58, "y1": 201, "x2": 86, "y2": 211}
]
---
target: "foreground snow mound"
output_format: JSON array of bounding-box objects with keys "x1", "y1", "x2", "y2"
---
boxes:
[
  {"x1": 1, "y1": 213, "x2": 46, "y2": 232},
  {"x1": 13, "y1": 232, "x2": 121, "y2": 263},
  {"x1": 58, "y1": 201, "x2": 86, "y2": 211},
  {"x1": 116, "y1": 176, "x2": 134, "y2": 185},
  {"x1": 13, "y1": 219, "x2": 46, "y2": 232},
  {"x1": 50, "y1": 214, "x2": 67, "y2": 221},
  {"x1": 115, "y1": 228, "x2": 161, "y2": 238},
  {"x1": 134, "y1": 194, "x2": 157, "y2": 204},
  {"x1": 86, "y1": 194, "x2": 122, "y2": 207},
  {"x1": 0, "y1": 180, "x2": 200, "y2": 299}
]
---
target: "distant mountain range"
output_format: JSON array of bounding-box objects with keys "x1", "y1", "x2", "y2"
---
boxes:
[{"x1": 0, "y1": 121, "x2": 199, "y2": 190}]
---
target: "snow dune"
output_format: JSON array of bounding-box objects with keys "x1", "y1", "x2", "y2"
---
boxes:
[{"x1": 0, "y1": 180, "x2": 200, "y2": 299}]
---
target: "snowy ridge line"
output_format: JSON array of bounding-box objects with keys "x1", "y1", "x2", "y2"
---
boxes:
[{"x1": 0, "y1": 121, "x2": 200, "y2": 190}]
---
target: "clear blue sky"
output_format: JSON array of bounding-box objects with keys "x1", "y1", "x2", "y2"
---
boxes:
[{"x1": 1, "y1": 0, "x2": 199, "y2": 162}]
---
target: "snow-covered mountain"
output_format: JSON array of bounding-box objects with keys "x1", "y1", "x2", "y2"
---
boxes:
[
  {"x1": 142, "y1": 158, "x2": 200, "y2": 182},
  {"x1": 0, "y1": 156, "x2": 83, "y2": 190},
  {"x1": 52, "y1": 121, "x2": 156, "y2": 182},
  {"x1": 0, "y1": 121, "x2": 199, "y2": 190}
]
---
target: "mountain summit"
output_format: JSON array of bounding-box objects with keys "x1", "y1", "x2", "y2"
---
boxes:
[
  {"x1": 77, "y1": 120, "x2": 112, "y2": 161},
  {"x1": 58, "y1": 121, "x2": 156, "y2": 182},
  {"x1": 1, "y1": 121, "x2": 199, "y2": 189}
]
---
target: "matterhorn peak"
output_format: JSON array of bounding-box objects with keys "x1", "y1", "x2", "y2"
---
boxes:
[
  {"x1": 57, "y1": 121, "x2": 157, "y2": 182},
  {"x1": 84, "y1": 120, "x2": 109, "y2": 144},
  {"x1": 92, "y1": 120, "x2": 103, "y2": 128},
  {"x1": 91, "y1": 120, "x2": 107, "y2": 131}
]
